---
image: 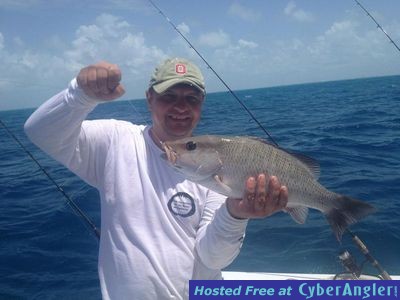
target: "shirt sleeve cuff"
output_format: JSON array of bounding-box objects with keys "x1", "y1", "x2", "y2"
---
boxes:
[
  {"x1": 68, "y1": 78, "x2": 100, "y2": 106},
  {"x1": 216, "y1": 202, "x2": 248, "y2": 233}
]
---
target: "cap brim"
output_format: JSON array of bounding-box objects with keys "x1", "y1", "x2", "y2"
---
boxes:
[{"x1": 152, "y1": 78, "x2": 205, "y2": 94}]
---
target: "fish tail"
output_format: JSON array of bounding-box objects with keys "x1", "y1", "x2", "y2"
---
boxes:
[{"x1": 325, "y1": 195, "x2": 376, "y2": 242}]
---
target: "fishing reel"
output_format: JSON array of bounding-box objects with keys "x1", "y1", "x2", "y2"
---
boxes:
[{"x1": 335, "y1": 229, "x2": 392, "y2": 280}]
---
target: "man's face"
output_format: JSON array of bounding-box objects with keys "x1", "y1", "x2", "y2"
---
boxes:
[{"x1": 147, "y1": 84, "x2": 204, "y2": 142}]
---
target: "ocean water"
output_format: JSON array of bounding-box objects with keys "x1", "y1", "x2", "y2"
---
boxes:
[{"x1": 1, "y1": 75, "x2": 399, "y2": 299}]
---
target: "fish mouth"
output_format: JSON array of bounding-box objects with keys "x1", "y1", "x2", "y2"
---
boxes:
[{"x1": 162, "y1": 142, "x2": 177, "y2": 165}]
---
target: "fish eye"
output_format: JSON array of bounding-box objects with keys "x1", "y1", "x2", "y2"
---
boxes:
[{"x1": 186, "y1": 141, "x2": 197, "y2": 151}]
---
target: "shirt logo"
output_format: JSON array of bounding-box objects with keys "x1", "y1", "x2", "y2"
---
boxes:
[
  {"x1": 168, "y1": 192, "x2": 195, "y2": 217},
  {"x1": 175, "y1": 64, "x2": 187, "y2": 75}
]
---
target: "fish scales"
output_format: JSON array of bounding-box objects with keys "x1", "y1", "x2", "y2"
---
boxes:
[{"x1": 217, "y1": 137, "x2": 325, "y2": 205}]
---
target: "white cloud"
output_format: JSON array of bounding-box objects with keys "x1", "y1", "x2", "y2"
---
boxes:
[
  {"x1": 238, "y1": 39, "x2": 258, "y2": 49},
  {"x1": 12, "y1": 36, "x2": 24, "y2": 47},
  {"x1": 284, "y1": 1, "x2": 296, "y2": 15},
  {"x1": 119, "y1": 33, "x2": 165, "y2": 73},
  {"x1": 0, "y1": 13, "x2": 168, "y2": 110},
  {"x1": 198, "y1": 30, "x2": 231, "y2": 48},
  {"x1": 253, "y1": 16, "x2": 400, "y2": 87},
  {"x1": 307, "y1": 20, "x2": 363, "y2": 60},
  {"x1": 65, "y1": 13, "x2": 166, "y2": 74},
  {"x1": 20, "y1": 51, "x2": 40, "y2": 69},
  {"x1": 177, "y1": 22, "x2": 190, "y2": 35},
  {"x1": 167, "y1": 23, "x2": 202, "y2": 61},
  {"x1": 326, "y1": 20, "x2": 355, "y2": 36},
  {"x1": 228, "y1": 2, "x2": 261, "y2": 22},
  {"x1": 43, "y1": 35, "x2": 67, "y2": 51},
  {"x1": 205, "y1": 38, "x2": 261, "y2": 81},
  {"x1": 96, "y1": 14, "x2": 130, "y2": 37},
  {"x1": 1, "y1": 6, "x2": 399, "y2": 111},
  {"x1": 284, "y1": 1, "x2": 314, "y2": 23}
]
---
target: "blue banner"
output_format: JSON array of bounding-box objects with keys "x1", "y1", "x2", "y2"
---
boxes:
[{"x1": 189, "y1": 280, "x2": 399, "y2": 299}]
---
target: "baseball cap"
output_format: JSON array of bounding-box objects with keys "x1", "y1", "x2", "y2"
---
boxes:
[{"x1": 149, "y1": 58, "x2": 205, "y2": 94}]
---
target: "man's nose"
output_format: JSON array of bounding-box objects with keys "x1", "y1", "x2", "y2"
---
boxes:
[{"x1": 174, "y1": 97, "x2": 189, "y2": 112}]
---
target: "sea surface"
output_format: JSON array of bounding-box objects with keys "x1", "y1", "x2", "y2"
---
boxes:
[{"x1": 1, "y1": 75, "x2": 399, "y2": 299}]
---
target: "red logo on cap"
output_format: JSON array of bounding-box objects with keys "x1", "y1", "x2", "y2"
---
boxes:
[{"x1": 175, "y1": 64, "x2": 186, "y2": 74}]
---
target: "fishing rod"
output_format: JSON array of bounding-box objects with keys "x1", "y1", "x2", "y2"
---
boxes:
[
  {"x1": 147, "y1": 0, "x2": 279, "y2": 147},
  {"x1": 337, "y1": 229, "x2": 392, "y2": 280},
  {"x1": 0, "y1": 119, "x2": 101, "y2": 240},
  {"x1": 347, "y1": 229, "x2": 391, "y2": 279},
  {"x1": 355, "y1": 0, "x2": 400, "y2": 53}
]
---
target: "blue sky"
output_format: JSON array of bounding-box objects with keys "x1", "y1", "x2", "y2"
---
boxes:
[{"x1": 0, "y1": 0, "x2": 399, "y2": 110}]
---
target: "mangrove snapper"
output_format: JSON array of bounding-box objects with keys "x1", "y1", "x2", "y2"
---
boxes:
[{"x1": 162, "y1": 135, "x2": 375, "y2": 241}]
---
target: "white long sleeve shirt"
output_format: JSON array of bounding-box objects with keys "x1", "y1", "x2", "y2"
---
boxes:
[{"x1": 24, "y1": 79, "x2": 248, "y2": 300}]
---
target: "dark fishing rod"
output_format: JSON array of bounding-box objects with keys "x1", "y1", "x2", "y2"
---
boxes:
[
  {"x1": 0, "y1": 119, "x2": 101, "y2": 240},
  {"x1": 147, "y1": 0, "x2": 279, "y2": 147},
  {"x1": 355, "y1": 0, "x2": 400, "y2": 53},
  {"x1": 345, "y1": 229, "x2": 392, "y2": 280},
  {"x1": 337, "y1": 229, "x2": 392, "y2": 280}
]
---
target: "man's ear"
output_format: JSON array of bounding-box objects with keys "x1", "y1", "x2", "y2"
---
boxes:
[{"x1": 146, "y1": 89, "x2": 153, "y2": 111}]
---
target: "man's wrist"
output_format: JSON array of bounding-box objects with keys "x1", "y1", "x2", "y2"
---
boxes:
[{"x1": 226, "y1": 198, "x2": 248, "y2": 220}]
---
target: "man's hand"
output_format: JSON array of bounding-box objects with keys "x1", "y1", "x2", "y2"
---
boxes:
[
  {"x1": 226, "y1": 174, "x2": 288, "y2": 219},
  {"x1": 77, "y1": 61, "x2": 125, "y2": 101}
]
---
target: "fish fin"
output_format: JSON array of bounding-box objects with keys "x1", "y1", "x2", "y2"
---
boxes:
[
  {"x1": 325, "y1": 195, "x2": 376, "y2": 242},
  {"x1": 289, "y1": 152, "x2": 320, "y2": 179},
  {"x1": 246, "y1": 136, "x2": 277, "y2": 147},
  {"x1": 285, "y1": 206, "x2": 309, "y2": 224},
  {"x1": 213, "y1": 175, "x2": 233, "y2": 194}
]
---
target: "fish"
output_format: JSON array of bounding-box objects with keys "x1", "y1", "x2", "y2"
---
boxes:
[{"x1": 162, "y1": 135, "x2": 376, "y2": 241}]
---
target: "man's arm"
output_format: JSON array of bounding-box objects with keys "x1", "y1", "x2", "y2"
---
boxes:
[
  {"x1": 195, "y1": 174, "x2": 288, "y2": 270},
  {"x1": 24, "y1": 61, "x2": 125, "y2": 186}
]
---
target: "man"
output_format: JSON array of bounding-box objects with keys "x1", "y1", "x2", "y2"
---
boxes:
[{"x1": 24, "y1": 58, "x2": 288, "y2": 299}]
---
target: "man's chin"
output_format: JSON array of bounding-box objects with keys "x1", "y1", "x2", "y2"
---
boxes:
[{"x1": 166, "y1": 127, "x2": 192, "y2": 140}]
